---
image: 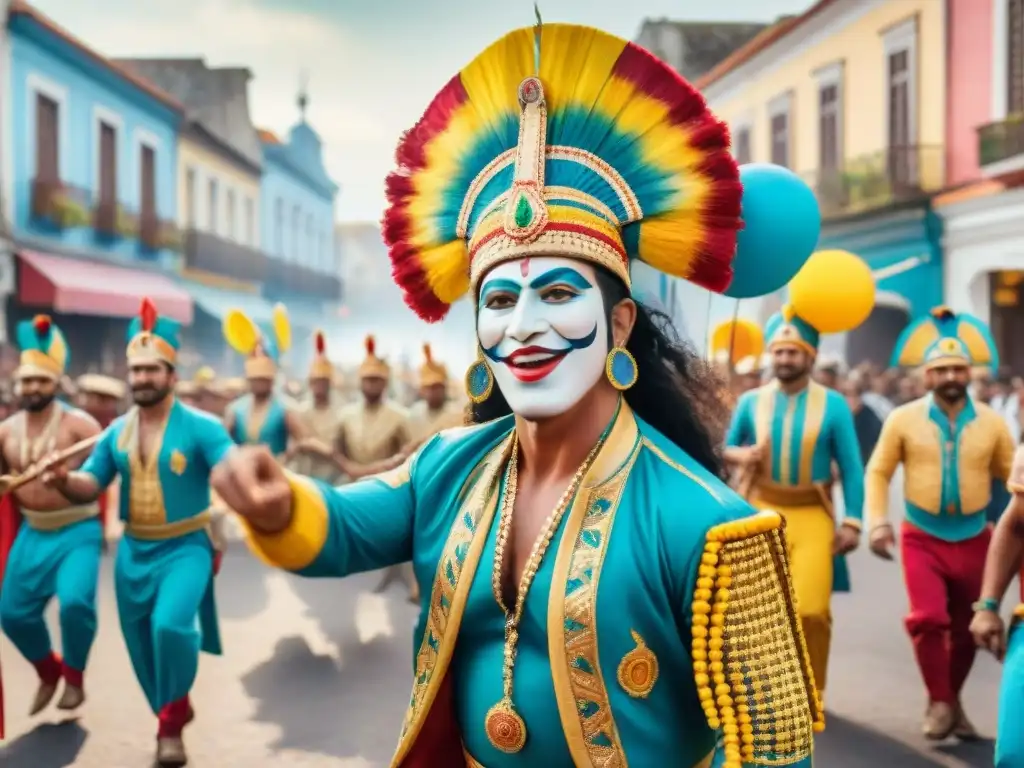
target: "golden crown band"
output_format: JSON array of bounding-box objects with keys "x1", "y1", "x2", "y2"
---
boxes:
[
  {"x1": 308, "y1": 358, "x2": 333, "y2": 380},
  {"x1": 16, "y1": 349, "x2": 63, "y2": 380},
  {"x1": 359, "y1": 359, "x2": 390, "y2": 379},
  {"x1": 126, "y1": 333, "x2": 177, "y2": 367},
  {"x1": 245, "y1": 356, "x2": 277, "y2": 380},
  {"x1": 419, "y1": 368, "x2": 448, "y2": 387},
  {"x1": 924, "y1": 354, "x2": 969, "y2": 370}
]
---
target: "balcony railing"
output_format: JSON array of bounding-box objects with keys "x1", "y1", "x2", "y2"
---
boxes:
[
  {"x1": 184, "y1": 228, "x2": 269, "y2": 282},
  {"x1": 802, "y1": 145, "x2": 943, "y2": 220},
  {"x1": 266, "y1": 257, "x2": 343, "y2": 301},
  {"x1": 92, "y1": 200, "x2": 139, "y2": 239},
  {"x1": 978, "y1": 116, "x2": 1024, "y2": 171},
  {"x1": 30, "y1": 178, "x2": 91, "y2": 229},
  {"x1": 129, "y1": 214, "x2": 183, "y2": 253}
]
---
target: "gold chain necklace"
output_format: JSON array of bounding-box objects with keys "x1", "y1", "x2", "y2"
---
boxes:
[{"x1": 484, "y1": 431, "x2": 607, "y2": 754}]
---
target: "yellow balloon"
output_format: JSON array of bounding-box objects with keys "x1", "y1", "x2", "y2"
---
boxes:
[
  {"x1": 709, "y1": 319, "x2": 764, "y2": 365},
  {"x1": 788, "y1": 249, "x2": 875, "y2": 334}
]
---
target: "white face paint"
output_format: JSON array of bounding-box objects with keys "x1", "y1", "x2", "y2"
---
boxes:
[{"x1": 477, "y1": 256, "x2": 608, "y2": 419}]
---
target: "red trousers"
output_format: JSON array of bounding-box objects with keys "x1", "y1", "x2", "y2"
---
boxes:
[
  {"x1": 0, "y1": 493, "x2": 20, "y2": 739},
  {"x1": 900, "y1": 522, "x2": 990, "y2": 705}
]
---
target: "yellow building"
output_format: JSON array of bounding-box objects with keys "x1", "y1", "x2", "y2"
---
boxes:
[{"x1": 697, "y1": 0, "x2": 947, "y2": 367}]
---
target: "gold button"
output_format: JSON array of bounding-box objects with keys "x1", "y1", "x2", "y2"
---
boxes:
[{"x1": 946, "y1": 503, "x2": 956, "y2": 514}]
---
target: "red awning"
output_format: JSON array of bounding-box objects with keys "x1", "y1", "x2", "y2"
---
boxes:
[{"x1": 17, "y1": 250, "x2": 193, "y2": 324}]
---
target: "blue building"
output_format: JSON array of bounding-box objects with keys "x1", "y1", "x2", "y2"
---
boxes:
[
  {"x1": 4, "y1": 2, "x2": 193, "y2": 371},
  {"x1": 258, "y1": 92, "x2": 341, "y2": 346}
]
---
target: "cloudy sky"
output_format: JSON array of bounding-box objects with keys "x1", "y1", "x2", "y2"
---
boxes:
[{"x1": 33, "y1": 0, "x2": 810, "y2": 223}]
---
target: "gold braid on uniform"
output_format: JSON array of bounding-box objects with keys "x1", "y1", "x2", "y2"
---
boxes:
[{"x1": 691, "y1": 510, "x2": 824, "y2": 767}]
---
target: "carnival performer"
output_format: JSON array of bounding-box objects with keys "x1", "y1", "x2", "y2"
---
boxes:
[
  {"x1": 335, "y1": 335, "x2": 411, "y2": 474},
  {"x1": 210, "y1": 22, "x2": 824, "y2": 768},
  {"x1": 867, "y1": 307, "x2": 1014, "y2": 740},
  {"x1": 709, "y1": 318, "x2": 764, "y2": 409},
  {"x1": 970, "y1": 447, "x2": 1024, "y2": 767},
  {"x1": 290, "y1": 331, "x2": 346, "y2": 484},
  {"x1": 0, "y1": 316, "x2": 103, "y2": 729},
  {"x1": 724, "y1": 249, "x2": 874, "y2": 700},
  {"x1": 222, "y1": 304, "x2": 306, "y2": 455},
  {"x1": 40, "y1": 298, "x2": 234, "y2": 767},
  {"x1": 409, "y1": 343, "x2": 465, "y2": 445}
]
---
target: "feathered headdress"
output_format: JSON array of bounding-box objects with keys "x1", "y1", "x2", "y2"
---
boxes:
[
  {"x1": 383, "y1": 23, "x2": 816, "y2": 322},
  {"x1": 126, "y1": 297, "x2": 180, "y2": 367},
  {"x1": 308, "y1": 330, "x2": 334, "y2": 381},
  {"x1": 418, "y1": 342, "x2": 448, "y2": 387},
  {"x1": 891, "y1": 306, "x2": 998, "y2": 372},
  {"x1": 15, "y1": 313, "x2": 69, "y2": 380},
  {"x1": 223, "y1": 304, "x2": 291, "y2": 379},
  {"x1": 358, "y1": 334, "x2": 390, "y2": 379}
]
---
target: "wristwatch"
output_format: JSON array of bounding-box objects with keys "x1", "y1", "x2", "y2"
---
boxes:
[{"x1": 972, "y1": 597, "x2": 1000, "y2": 613}]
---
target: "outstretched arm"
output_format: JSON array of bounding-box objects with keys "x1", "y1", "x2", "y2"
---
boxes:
[
  {"x1": 230, "y1": 437, "x2": 439, "y2": 578},
  {"x1": 830, "y1": 399, "x2": 865, "y2": 530}
]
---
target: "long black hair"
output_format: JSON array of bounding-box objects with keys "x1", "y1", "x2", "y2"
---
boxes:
[{"x1": 469, "y1": 267, "x2": 729, "y2": 478}]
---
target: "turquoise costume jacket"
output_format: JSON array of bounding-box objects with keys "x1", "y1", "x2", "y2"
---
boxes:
[
  {"x1": 726, "y1": 381, "x2": 865, "y2": 592},
  {"x1": 228, "y1": 395, "x2": 289, "y2": 455},
  {"x1": 81, "y1": 399, "x2": 234, "y2": 654},
  {"x1": 244, "y1": 405, "x2": 820, "y2": 768}
]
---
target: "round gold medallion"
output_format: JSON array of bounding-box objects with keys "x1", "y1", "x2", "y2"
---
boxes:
[{"x1": 485, "y1": 699, "x2": 527, "y2": 753}]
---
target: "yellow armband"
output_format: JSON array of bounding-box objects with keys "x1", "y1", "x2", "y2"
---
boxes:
[
  {"x1": 241, "y1": 472, "x2": 329, "y2": 571},
  {"x1": 691, "y1": 510, "x2": 823, "y2": 768}
]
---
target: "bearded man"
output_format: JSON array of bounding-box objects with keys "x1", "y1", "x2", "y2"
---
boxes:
[
  {"x1": 0, "y1": 316, "x2": 102, "y2": 729},
  {"x1": 725, "y1": 292, "x2": 868, "y2": 704},
  {"x1": 867, "y1": 307, "x2": 1014, "y2": 740},
  {"x1": 40, "y1": 298, "x2": 235, "y2": 767},
  {"x1": 205, "y1": 21, "x2": 825, "y2": 768}
]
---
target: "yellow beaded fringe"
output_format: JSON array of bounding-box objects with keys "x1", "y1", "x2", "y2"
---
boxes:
[{"x1": 691, "y1": 510, "x2": 824, "y2": 768}]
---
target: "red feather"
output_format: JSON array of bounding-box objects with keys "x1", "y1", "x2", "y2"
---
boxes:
[
  {"x1": 365, "y1": 335, "x2": 376, "y2": 356},
  {"x1": 422, "y1": 343, "x2": 433, "y2": 364},
  {"x1": 315, "y1": 331, "x2": 326, "y2": 355},
  {"x1": 140, "y1": 298, "x2": 157, "y2": 333},
  {"x1": 32, "y1": 314, "x2": 52, "y2": 338}
]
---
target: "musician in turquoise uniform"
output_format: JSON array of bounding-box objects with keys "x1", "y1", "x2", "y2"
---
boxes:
[
  {"x1": 210, "y1": 21, "x2": 825, "y2": 768},
  {"x1": 725, "y1": 250, "x2": 874, "y2": 700},
  {"x1": 43, "y1": 298, "x2": 234, "y2": 767},
  {"x1": 0, "y1": 315, "x2": 102, "y2": 723},
  {"x1": 222, "y1": 304, "x2": 305, "y2": 455}
]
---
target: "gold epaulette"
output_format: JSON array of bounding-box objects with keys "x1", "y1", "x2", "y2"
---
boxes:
[{"x1": 691, "y1": 510, "x2": 824, "y2": 768}]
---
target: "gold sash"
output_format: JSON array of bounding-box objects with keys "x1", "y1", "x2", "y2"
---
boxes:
[{"x1": 21, "y1": 502, "x2": 99, "y2": 532}]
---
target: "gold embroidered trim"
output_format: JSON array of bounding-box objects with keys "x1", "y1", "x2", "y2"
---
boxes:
[
  {"x1": 616, "y1": 629, "x2": 659, "y2": 698},
  {"x1": 641, "y1": 438, "x2": 721, "y2": 502},
  {"x1": 390, "y1": 437, "x2": 512, "y2": 766},
  {"x1": 22, "y1": 503, "x2": 99, "y2": 531},
  {"x1": 797, "y1": 383, "x2": 827, "y2": 486},
  {"x1": 691, "y1": 510, "x2": 823, "y2": 768},
  {"x1": 455, "y1": 145, "x2": 643, "y2": 238},
  {"x1": 554, "y1": 445, "x2": 638, "y2": 767},
  {"x1": 125, "y1": 511, "x2": 211, "y2": 540}
]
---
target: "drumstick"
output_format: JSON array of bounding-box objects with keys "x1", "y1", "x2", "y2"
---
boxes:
[{"x1": 0, "y1": 433, "x2": 102, "y2": 495}]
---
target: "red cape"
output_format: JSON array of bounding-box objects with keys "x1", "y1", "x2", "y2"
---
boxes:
[{"x1": 0, "y1": 493, "x2": 19, "y2": 739}]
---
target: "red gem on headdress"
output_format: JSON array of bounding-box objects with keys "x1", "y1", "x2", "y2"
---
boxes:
[
  {"x1": 365, "y1": 335, "x2": 376, "y2": 357},
  {"x1": 315, "y1": 331, "x2": 326, "y2": 355},
  {"x1": 32, "y1": 314, "x2": 52, "y2": 337},
  {"x1": 140, "y1": 297, "x2": 158, "y2": 333}
]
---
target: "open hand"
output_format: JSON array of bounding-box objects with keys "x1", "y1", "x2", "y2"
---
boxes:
[{"x1": 211, "y1": 446, "x2": 292, "y2": 535}]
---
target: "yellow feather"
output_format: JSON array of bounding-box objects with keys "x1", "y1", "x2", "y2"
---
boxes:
[
  {"x1": 956, "y1": 323, "x2": 993, "y2": 365},
  {"x1": 223, "y1": 309, "x2": 259, "y2": 355},
  {"x1": 49, "y1": 331, "x2": 68, "y2": 371},
  {"x1": 636, "y1": 208, "x2": 702, "y2": 278},
  {"x1": 421, "y1": 241, "x2": 471, "y2": 304},
  {"x1": 272, "y1": 304, "x2": 292, "y2": 353},
  {"x1": 781, "y1": 304, "x2": 796, "y2": 322},
  {"x1": 895, "y1": 324, "x2": 939, "y2": 366}
]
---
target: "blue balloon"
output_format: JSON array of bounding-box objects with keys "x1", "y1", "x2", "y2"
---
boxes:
[{"x1": 724, "y1": 163, "x2": 821, "y2": 299}]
